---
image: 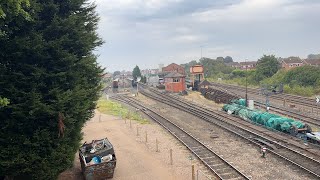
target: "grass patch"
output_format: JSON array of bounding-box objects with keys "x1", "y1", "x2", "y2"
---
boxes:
[{"x1": 97, "y1": 99, "x2": 149, "y2": 124}]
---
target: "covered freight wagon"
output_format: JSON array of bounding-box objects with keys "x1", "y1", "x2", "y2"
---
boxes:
[{"x1": 223, "y1": 99, "x2": 311, "y2": 135}]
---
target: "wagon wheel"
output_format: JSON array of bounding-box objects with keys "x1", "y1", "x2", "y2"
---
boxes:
[{"x1": 289, "y1": 125, "x2": 298, "y2": 136}]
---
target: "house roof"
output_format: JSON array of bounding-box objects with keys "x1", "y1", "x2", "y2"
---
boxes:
[
  {"x1": 304, "y1": 59, "x2": 320, "y2": 65},
  {"x1": 225, "y1": 62, "x2": 240, "y2": 66},
  {"x1": 164, "y1": 72, "x2": 185, "y2": 78},
  {"x1": 239, "y1": 61, "x2": 257, "y2": 65},
  {"x1": 198, "y1": 80, "x2": 211, "y2": 86},
  {"x1": 281, "y1": 57, "x2": 302, "y2": 64}
]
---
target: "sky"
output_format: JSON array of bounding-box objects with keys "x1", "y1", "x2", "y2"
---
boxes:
[{"x1": 92, "y1": 0, "x2": 320, "y2": 72}]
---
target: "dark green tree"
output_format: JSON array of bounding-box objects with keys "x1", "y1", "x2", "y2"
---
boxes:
[
  {"x1": 224, "y1": 56, "x2": 233, "y2": 63},
  {"x1": 0, "y1": 0, "x2": 103, "y2": 179},
  {"x1": 255, "y1": 55, "x2": 280, "y2": 81},
  {"x1": 132, "y1": 65, "x2": 142, "y2": 80},
  {"x1": 113, "y1": 70, "x2": 121, "y2": 77},
  {"x1": 216, "y1": 56, "x2": 224, "y2": 62}
]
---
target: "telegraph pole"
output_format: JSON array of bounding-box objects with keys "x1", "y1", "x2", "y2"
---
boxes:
[{"x1": 245, "y1": 59, "x2": 248, "y2": 107}]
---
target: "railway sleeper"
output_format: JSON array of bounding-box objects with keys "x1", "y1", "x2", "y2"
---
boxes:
[
  {"x1": 220, "y1": 172, "x2": 239, "y2": 179},
  {"x1": 215, "y1": 167, "x2": 232, "y2": 174},
  {"x1": 253, "y1": 138, "x2": 277, "y2": 150}
]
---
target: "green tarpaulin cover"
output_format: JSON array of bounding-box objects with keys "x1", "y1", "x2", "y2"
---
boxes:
[{"x1": 223, "y1": 99, "x2": 306, "y2": 133}]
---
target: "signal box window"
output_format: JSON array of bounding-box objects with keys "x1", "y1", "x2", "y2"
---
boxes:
[{"x1": 173, "y1": 78, "x2": 180, "y2": 82}]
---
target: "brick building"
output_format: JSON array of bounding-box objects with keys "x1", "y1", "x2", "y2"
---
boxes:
[
  {"x1": 164, "y1": 72, "x2": 186, "y2": 93},
  {"x1": 280, "y1": 57, "x2": 304, "y2": 70},
  {"x1": 162, "y1": 63, "x2": 185, "y2": 75},
  {"x1": 239, "y1": 61, "x2": 257, "y2": 70},
  {"x1": 302, "y1": 59, "x2": 320, "y2": 67}
]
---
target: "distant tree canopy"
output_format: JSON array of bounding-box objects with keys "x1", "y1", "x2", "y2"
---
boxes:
[
  {"x1": 0, "y1": 0, "x2": 103, "y2": 179},
  {"x1": 307, "y1": 54, "x2": 320, "y2": 59},
  {"x1": 181, "y1": 60, "x2": 198, "y2": 75},
  {"x1": 255, "y1": 55, "x2": 280, "y2": 81},
  {"x1": 216, "y1": 56, "x2": 224, "y2": 62},
  {"x1": 224, "y1": 56, "x2": 233, "y2": 63},
  {"x1": 113, "y1": 71, "x2": 121, "y2": 76},
  {"x1": 183, "y1": 57, "x2": 234, "y2": 78},
  {"x1": 132, "y1": 65, "x2": 142, "y2": 80}
]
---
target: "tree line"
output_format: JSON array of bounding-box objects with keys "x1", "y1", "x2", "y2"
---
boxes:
[{"x1": 1, "y1": 0, "x2": 103, "y2": 179}]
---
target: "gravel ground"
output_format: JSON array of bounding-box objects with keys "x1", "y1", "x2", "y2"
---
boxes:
[
  {"x1": 136, "y1": 92, "x2": 317, "y2": 180},
  {"x1": 58, "y1": 110, "x2": 212, "y2": 180}
]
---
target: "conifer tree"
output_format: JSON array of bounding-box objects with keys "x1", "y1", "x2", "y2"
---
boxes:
[{"x1": 0, "y1": 0, "x2": 103, "y2": 179}]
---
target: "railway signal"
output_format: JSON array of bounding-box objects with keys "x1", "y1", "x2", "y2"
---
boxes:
[{"x1": 260, "y1": 84, "x2": 283, "y2": 112}]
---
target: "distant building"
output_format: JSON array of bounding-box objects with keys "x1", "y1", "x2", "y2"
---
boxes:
[
  {"x1": 164, "y1": 72, "x2": 186, "y2": 93},
  {"x1": 141, "y1": 69, "x2": 160, "y2": 77},
  {"x1": 225, "y1": 62, "x2": 240, "y2": 68},
  {"x1": 147, "y1": 75, "x2": 160, "y2": 87},
  {"x1": 302, "y1": 59, "x2": 320, "y2": 67},
  {"x1": 280, "y1": 57, "x2": 304, "y2": 69},
  {"x1": 158, "y1": 64, "x2": 164, "y2": 72},
  {"x1": 162, "y1": 63, "x2": 186, "y2": 75},
  {"x1": 239, "y1": 61, "x2": 257, "y2": 70}
]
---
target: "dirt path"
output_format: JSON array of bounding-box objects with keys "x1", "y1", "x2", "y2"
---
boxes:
[{"x1": 59, "y1": 111, "x2": 209, "y2": 180}]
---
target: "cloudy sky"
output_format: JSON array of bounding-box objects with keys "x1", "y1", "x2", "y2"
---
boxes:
[{"x1": 93, "y1": 0, "x2": 320, "y2": 72}]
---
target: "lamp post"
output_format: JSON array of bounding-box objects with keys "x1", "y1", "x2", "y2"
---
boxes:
[{"x1": 200, "y1": 45, "x2": 204, "y2": 59}]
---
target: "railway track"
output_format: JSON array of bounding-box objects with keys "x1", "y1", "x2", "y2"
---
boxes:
[
  {"x1": 111, "y1": 95, "x2": 250, "y2": 180},
  {"x1": 137, "y1": 85, "x2": 320, "y2": 178},
  {"x1": 211, "y1": 82, "x2": 320, "y2": 110},
  {"x1": 209, "y1": 82, "x2": 320, "y2": 127}
]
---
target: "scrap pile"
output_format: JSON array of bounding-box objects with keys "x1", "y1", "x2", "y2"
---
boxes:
[
  {"x1": 79, "y1": 138, "x2": 117, "y2": 179},
  {"x1": 223, "y1": 99, "x2": 312, "y2": 136},
  {"x1": 199, "y1": 87, "x2": 239, "y2": 104}
]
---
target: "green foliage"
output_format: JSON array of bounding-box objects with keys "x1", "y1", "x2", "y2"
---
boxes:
[
  {"x1": 224, "y1": 56, "x2": 233, "y2": 63},
  {"x1": 0, "y1": 0, "x2": 103, "y2": 179},
  {"x1": 113, "y1": 70, "x2": 121, "y2": 77},
  {"x1": 261, "y1": 69, "x2": 287, "y2": 85},
  {"x1": 140, "y1": 76, "x2": 147, "y2": 83},
  {"x1": 0, "y1": 97, "x2": 10, "y2": 107},
  {"x1": 97, "y1": 99, "x2": 148, "y2": 124},
  {"x1": 132, "y1": 65, "x2": 141, "y2": 80},
  {"x1": 0, "y1": 0, "x2": 31, "y2": 36},
  {"x1": 283, "y1": 65, "x2": 320, "y2": 87},
  {"x1": 283, "y1": 84, "x2": 314, "y2": 97},
  {"x1": 199, "y1": 57, "x2": 234, "y2": 77},
  {"x1": 307, "y1": 54, "x2": 320, "y2": 59},
  {"x1": 255, "y1": 55, "x2": 280, "y2": 81},
  {"x1": 181, "y1": 60, "x2": 198, "y2": 75}
]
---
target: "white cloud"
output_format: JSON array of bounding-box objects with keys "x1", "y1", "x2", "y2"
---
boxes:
[{"x1": 92, "y1": 0, "x2": 320, "y2": 71}]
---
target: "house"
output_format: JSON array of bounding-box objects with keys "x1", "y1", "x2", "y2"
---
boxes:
[
  {"x1": 239, "y1": 61, "x2": 257, "y2": 70},
  {"x1": 225, "y1": 62, "x2": 240, "y2": 69},
  {"x1": 164, "y1": 72, "x2": 186, "y2": 93},
  {"x1": 302, "y1": 59, "x2": 320, "y2": 67},
  {"x1": 280, "y1": 57, "x2": 304, "y2": 69},
  {"x1": 162, "y1": 63, "x2": 185, "y2": 75}
]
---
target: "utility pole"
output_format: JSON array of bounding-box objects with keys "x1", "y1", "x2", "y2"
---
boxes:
[
  {"x1": 245, "y1": 59, "x2": 248, "y2": 107},
  {"x1": 123, "y1": 74, "x2": 125, "y2": 92}
]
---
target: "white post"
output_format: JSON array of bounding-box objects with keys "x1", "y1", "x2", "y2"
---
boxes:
[{"x1": 137, "y1": 82, "x2": 139, "y2": 96}]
